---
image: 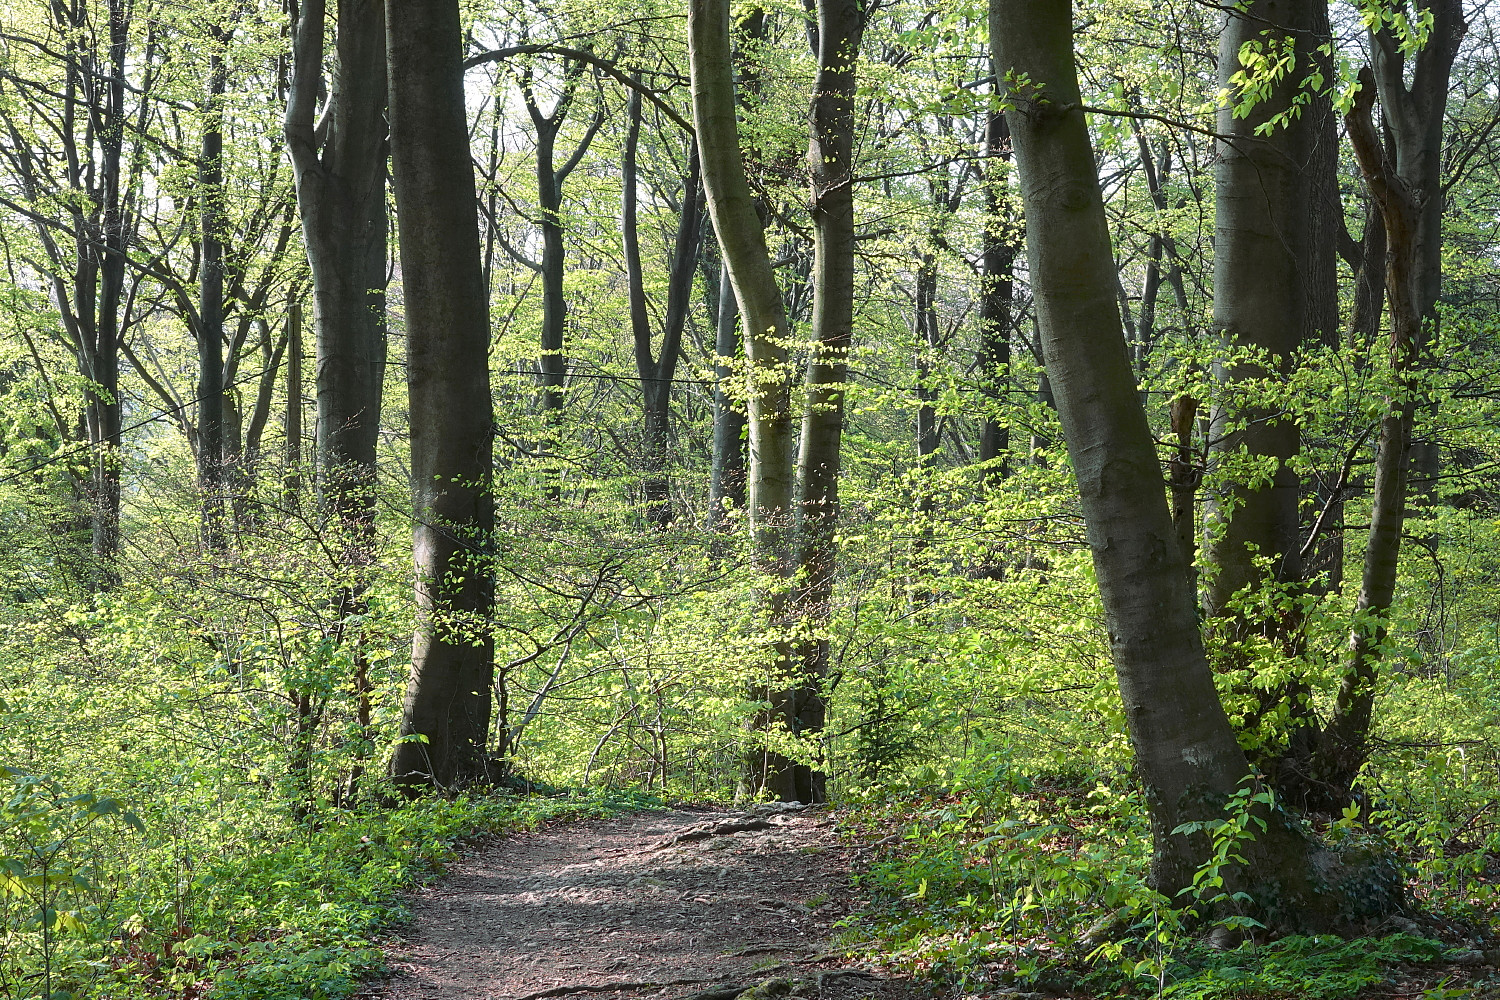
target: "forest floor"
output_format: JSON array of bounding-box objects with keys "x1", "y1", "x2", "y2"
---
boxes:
[{"x1": 360, "y1": 804, "x2": 933, "y2": 1000}]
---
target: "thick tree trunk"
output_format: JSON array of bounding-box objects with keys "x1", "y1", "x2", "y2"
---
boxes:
[
  {"x1": 285, "y1": 0, "x2": 389, "y2": 533},
  {"x1": 286, "y1": 0, "x2": 389, "y2": 802},
  {"x1": 387, "y1": 0, "x2": 497, "y2": 789},
  {"x1": 1203, "y1": 0, "x2": 1316, "y2": 627},
  {"x1": 991, "y1": 0, "x2": 1342, "y2": 918},
  {"x1": 689, "y1": 0, "x2": 800, "y2": 799}
]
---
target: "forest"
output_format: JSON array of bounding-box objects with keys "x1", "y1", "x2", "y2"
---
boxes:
[{"x1": 1, "y1": 0, "x2": 1499, "y2": 996}]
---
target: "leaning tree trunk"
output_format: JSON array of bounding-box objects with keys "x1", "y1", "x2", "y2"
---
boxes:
[
  {"x1": 688, "y1": 0, "x2": 800, "y2": 799},
  {"x1": 708, "y1": 263, "x2": 747, "y2": 528},
  {"x1": 387, "y1": 0, "x2": 497, "y2": 789},
  {"x1": 991, "y1": 0, "x2": 1346, "y2": 921},
  {"x1": 1313, "y1": 69, "x2": 1426, "y2": 797},
  {"x1": 1312, "y1": 6, "x2": 1466, "y2": 799}
]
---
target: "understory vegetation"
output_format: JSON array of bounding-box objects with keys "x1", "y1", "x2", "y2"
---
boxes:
[{"x1": 3, "y1": 0, "x2": 1500, "y2": 997}]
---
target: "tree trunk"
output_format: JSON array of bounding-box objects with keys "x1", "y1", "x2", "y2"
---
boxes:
[
  {"x1": 1313, "y1": 68, "x2": 1430, "y2": 797},
  {"x1": 991, "y1": 0, "x2": 1342, "y2": 917},
  {"x1": 1203, "y1": 0, "x2": 1316, "y2": 627},
  {"x1": 285, "y1": 0, "x2": 389, "y2": 534},
  {"x1": 689, "y1": 0, "x2": 799, "y2": 799},
  {"x1": 708, "y1": 263, "x2": 747, "y2": 527},
  {"x1": 777, "y1": 0, "x2": 865, "y2": 806},
  {"x1": 977, "y1": 104, "x2": 1013, "y2": 478},
  {"x1": 284, "y1": 301, "x2": 304, "y2": 510},
  {"x1": 524, "y1": 60, "x2": 604, "y2": 422},
  {"x1": 286, "y1": 0, "x2": 389, "y2": 802},
  {"x1": 387, "y1": 0, "x2": 497, "y2": 789},
  {"x1": 622, "y1": 89, "x2": 703, "y2": 530},
  {"x1": 198, "y1": 34, "x2": 228, "y2": 550}
]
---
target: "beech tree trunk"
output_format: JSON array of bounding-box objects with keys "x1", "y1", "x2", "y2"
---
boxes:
[
  {"x1": 1312, "y1": 6, "x2": 1466, "y2": 799},
  {"x1": 977, "y1": 103, "x2": 1013, "y2": 477},
  {"x1": 622, "y1": 89, "x2": 703, "y2": 530},
  {"x1": 1313, "y1": 67, "x2": 1434, "y2": 796},
  {"x1": 198, "y1": 34, "x2": 228, "y2": 549},
  {"x1": 1203, "y1": 0, "x2": 1316, "y2": 626},
  {"x1": 708, "y1": 264, "x2": 747, "y2": 527},
  {"x1": 387, "y1": 0, "x2": 497, "y2": 789},
  {"x1": 285, "y1": 0, "x2": 389, "y2": 532},
  {"x1": 991, "y1": 0, "x2": 1342, "y2": 915},
  {"x1": 779, "y1": 0, "x2": 866, "y2": 806},
  {"x1": 523, "y1": 59, "x2": 604, "y2": 420},
  {"x1": 689, "y1": 0, "x2": 801, "y2": 799}
]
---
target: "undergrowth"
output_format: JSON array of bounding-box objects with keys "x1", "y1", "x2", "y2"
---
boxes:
[
  {"x1": 1, "y1": 771, "x2": 652, "y2": 1000},
  {"x1": 842, "y1": 748, "x2": 1500, "y2": 999}
]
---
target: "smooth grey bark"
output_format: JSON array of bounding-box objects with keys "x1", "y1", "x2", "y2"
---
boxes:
[
  {"x1": 197, "y1": 32, "x2": 228, "y2": 549},
  {"x1": 522, "y1": 57, "x2": 604, "y2": 417},
  {"x1": 781, "y1": 0, "x2": 867, "y2": 806},
  {"x1": 991, "y1": 0, "x2": 1339, "y2": 914},
  {"x1": 622, "y1": 89, "x2": 704, "y2": 530},
  {"x1": 1310, "y1": 6, "x2": 1465, "y2": 800},
  {"x1": 1203, "y1": 0, "x2": 1318, "y2": 626},
  {"x1": 689, "y1": 0, "x2": 795, "y2": 562},
  {"x1": 87, "y1": 0, "x2": 130, "y2": 580},
  {"x1": 387, "y1": 0, "x2": 497, "y2": 789},
  {"x1": 689, "y1": 0, "x2": 802, "y2": 800},
  {"x1": 1301, "y1": 2, "x2": 1347, "y2": 601},
  {"x1": 1313, "y1": 68, "x2": 1430, "y2": 796},
  {"x1": 1369, "y1": 2, "x2": 1465, "y2": 490},
  {"x1": 708, "y1": 263, "x2": 747, "y2": 527},
  {"x1": 285, "y1": 0, "x2": 388, "y2": 801},
  {"x1": 285, "y1": 0, "x2": 389, "y2": 529}
]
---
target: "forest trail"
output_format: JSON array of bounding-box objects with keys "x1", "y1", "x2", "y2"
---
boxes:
[{"x1": 363, "y1": 805, "x2": 927, "y2": 1000}]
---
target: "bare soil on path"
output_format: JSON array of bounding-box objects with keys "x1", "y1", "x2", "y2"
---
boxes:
[{"x1": 364, "y1": 805, "x2": 929, "y2": 1000}]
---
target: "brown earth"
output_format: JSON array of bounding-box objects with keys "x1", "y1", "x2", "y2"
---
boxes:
[{"x1": 361, "y1": 804, "x2": 931, "y2": 1000}]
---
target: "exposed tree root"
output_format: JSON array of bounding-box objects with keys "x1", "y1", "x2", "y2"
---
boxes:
[{"x1": 651, "y1": 816, "x2": 772, "y2": 849}]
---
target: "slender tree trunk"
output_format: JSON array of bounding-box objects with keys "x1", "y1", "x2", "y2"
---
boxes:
[
  {"x1": 284, "y1": 301, "x2": 304, "y2": 509},
  {"x1": 387, "y1": 0, "x2": 497, "y2": 789},
  {"x1": 708, "y1": 263, "x2": 747, "y2": 527},
  {"x1": 977, "y1": 104, "x2": 1013, "y2": 478},
  {"x1": 536, "y1": 125, "x2": 568, "y2": 416},
  {"x1": 84, "y1": 0, "x2": 130, "y2": 585},
  {"x1": 1313, "y1": 69, "x2": 1427, "y2": 796},
  {"x1": 622, "y1": 89, "x2": 703, "y2": 530},
  {"x1": 778, "y1": 0, "x2": 866, "y2": 806},
  {"x1": 198, "y1": 36, "x2": 228, "y2": 550},
  {"x1": 992, "y1": 0, "x2": 1342, "y2": 918},
  {"x1": 689, "y1": 0, "x2": 799, "y2": 799}
]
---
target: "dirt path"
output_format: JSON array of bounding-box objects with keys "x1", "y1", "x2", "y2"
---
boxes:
[{"x1": 364, "y1": 805, "x2": 925, "y2": 1000}]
